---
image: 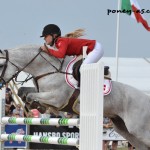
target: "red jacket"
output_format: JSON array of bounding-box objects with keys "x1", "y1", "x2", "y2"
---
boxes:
[{"x1": 48, "y1": 37, "x2": 96, "y2": 58}]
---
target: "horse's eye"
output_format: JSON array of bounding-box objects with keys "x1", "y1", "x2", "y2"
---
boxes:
[{"x1": 0, "y1": 65, "x2": 3, "y2": 68}]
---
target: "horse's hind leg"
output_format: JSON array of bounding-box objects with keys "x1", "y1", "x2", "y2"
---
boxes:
[{"x1": 111, "y1": 116, "x2": 149, "y2": 150}]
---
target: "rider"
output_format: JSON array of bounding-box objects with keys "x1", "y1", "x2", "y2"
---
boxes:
[{"x1": 40, "y1": 24, "x2": 104, "y2": 65}]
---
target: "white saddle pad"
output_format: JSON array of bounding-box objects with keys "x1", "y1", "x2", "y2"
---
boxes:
[{"x1": 65, "y1": 56, "x2": 112, "y2": 96}]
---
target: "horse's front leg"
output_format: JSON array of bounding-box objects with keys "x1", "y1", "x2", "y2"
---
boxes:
[
  {"x1": 26, "y1": 92, "x2": 62, "y2": 114},
  {"x1": 26, "y1": 91, "x2": 65, "y2": 108}
]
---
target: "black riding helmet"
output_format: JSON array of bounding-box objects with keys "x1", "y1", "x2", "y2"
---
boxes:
[
  {"x1": 40, "y1": 24, "x2": 61, "y2": 37},
  {"x1": 40, "y1": 24, "x2": 61, "y2": 46}
]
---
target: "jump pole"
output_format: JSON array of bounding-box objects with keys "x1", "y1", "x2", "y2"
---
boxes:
[
  {"x1": 2, "y1": 117, "x2": 79, "y2": 126},
  {"x1": 1, "y1": 134, "x2": 79, "y2": 146}
]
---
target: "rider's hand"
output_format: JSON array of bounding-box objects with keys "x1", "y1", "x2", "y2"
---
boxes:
[
  {"x1": 41, "y1": 43, "x2": 49, "y2": 53},
  {"x1": 41, "y1": 45, "x2": 48, "y2": 53}
]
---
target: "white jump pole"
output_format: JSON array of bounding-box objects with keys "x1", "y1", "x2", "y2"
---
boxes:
[
  {"x1": 1, "y1": 134, "x2": 79, "y2": 146},
  {"x1": 80, "y1": 62, "x2": 104, "y2": 150},
  {"x1": 2, "y1": 117, "x2": 79, "y2": 126}
]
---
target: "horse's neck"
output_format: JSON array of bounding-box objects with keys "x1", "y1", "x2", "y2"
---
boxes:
[
  {"x1": 9, "y1": 46, "x2": 64, "y2": 76},
  {"x1": 9, "y1": 47, "x2": 74, "y2": 80}
]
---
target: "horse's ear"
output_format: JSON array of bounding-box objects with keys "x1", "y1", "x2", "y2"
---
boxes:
[{"x1": 0, "y1": 50, "x2": 3, "y2": 54}]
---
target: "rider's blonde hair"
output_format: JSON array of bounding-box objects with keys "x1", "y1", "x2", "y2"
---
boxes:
[{"x1": 64, "y1": 29, "x2": 85, "y2": 38}]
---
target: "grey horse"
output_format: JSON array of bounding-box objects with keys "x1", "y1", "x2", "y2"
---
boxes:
[{"x1": 0, "y1": 45, "x2": 150, "y2": 150}]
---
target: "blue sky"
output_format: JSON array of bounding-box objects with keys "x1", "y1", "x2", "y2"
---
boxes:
[{"x1": 0, "y1": 0, "x2": 150, "y2": 57}]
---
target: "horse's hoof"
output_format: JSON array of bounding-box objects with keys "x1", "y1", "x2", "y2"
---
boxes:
[
  {"x1": 37, "y1": 106, "x2": 46, "y2": 114},
  {"x1": 30, "y1": 101, "x2": 40, "y2": 109}
]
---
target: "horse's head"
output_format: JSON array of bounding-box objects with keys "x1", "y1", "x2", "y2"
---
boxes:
[
  {"x1": 0, "y1": 46, "x2": 40, "y2": 85},
  {"x1": 0, "y1": 50, "x2": 20, "y2": 87}
]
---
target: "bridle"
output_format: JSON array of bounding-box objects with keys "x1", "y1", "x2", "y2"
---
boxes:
[{"x1": 0, "y1": 48, "x2": 71, "y2": 91}]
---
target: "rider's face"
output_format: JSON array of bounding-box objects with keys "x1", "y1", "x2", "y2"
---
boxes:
[{"x1": 44, "y1": 35, "x2": 53, "y2": 45}]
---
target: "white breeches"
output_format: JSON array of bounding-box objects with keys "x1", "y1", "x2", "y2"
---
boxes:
[{"x1": 82, "y1": 41, "x2": 104, "y2": 64}]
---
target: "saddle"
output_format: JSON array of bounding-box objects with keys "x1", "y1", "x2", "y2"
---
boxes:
[{"x1": 72, "y1": 59, "x2": 110, "y2": 87}]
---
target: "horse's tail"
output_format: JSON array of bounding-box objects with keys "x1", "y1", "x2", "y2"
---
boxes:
[{"x1": 64, "y1": 28, "x2": 85, "y2": 38}]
